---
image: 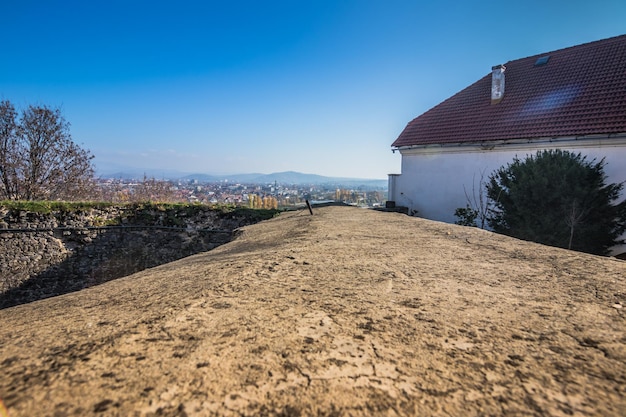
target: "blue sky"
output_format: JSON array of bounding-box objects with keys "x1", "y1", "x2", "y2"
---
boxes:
[{"x1": 2, "y1": 1, "x2": 625, "y2": 179}]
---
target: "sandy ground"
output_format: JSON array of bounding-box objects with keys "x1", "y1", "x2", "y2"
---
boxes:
[{"x1": 0, "y1": 206, "x2": 624, "y2": 417}]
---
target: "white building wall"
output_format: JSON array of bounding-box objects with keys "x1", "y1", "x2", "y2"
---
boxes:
[{"x1": 392, "y1": 136, "x2": 626, "y2": 255}]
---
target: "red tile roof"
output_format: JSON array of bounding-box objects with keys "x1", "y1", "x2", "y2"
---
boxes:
[{"x1": 392, "y1": 34, "x2": 626, "y2": 148}]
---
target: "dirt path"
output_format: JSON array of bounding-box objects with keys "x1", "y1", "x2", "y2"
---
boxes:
[{"x1": 1, "y1": 206, "x2": 625, "y2": 416}]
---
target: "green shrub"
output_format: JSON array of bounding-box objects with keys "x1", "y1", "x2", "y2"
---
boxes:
[{"x1": 487, "y1": 150, "x2": 626, "y2": 255}]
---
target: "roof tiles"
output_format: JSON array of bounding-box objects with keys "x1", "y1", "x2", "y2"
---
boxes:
[{"x1": 392, "y1": 34, "x2": 626, "y2": 148}]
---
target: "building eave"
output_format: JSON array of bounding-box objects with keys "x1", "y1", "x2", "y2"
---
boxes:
[{"x1": 392, "y1": 133, "x2": 626, "y2": 155}]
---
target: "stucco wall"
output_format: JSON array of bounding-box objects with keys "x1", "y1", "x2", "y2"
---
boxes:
[{"x1": 391, "y1": 138, "x2": 626, "y2": 255}]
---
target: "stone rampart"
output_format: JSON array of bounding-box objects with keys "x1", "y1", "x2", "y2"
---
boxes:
[{"x1": 0, "y1": 205, "x2": 274, "y2": 308}]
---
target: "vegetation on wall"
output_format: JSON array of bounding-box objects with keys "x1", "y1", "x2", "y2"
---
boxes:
[{"x1": 0, "y1": 200, "x2": 280, "y2": 222}]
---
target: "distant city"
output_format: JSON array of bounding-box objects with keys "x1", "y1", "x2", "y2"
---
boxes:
[{"x1": 94, "y1": 171, "x2": 388, "y2": 208}]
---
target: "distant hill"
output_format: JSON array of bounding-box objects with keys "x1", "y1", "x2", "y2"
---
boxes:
[
  {"x1": 99, "y1": 169, "x2": 387, "y2": 188},
  {"x1": 183, "y1": 171, "x2": 387, "y2": 188}
]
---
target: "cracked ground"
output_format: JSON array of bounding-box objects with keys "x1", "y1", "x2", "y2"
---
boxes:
[{"x1": 1, "y1": 206, "x2": 625, "y2": 416}]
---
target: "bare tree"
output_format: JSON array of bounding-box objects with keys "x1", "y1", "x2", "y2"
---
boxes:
[
  {"x1": 131, "y1": 175, "x2": 175, "y2": 202},
  {"x1": 0, "y1": 101, "x2": 21, "y2": 199},
  {"x1": 455, "y1": 169, "x2": 496, "y2": 229},
  {"x1": 0, "y1": 101, "x2": 95, "y2": 200}
]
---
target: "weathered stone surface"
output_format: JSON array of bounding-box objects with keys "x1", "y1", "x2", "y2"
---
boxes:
[
  {"x1": 0, "y1": 206, "x2": 625, "y2": 416},
  {"x1": 0, "y1": 206, "x2": 270, "y2": 307}
]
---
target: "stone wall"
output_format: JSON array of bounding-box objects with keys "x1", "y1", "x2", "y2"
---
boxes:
[{"x1": 0, "y1": 205, "x2": 275, "y2": 308}]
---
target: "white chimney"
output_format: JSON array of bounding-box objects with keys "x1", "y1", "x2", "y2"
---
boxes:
[{"x1": 491, "y1": 64, "x2": 506, "y2": 104}]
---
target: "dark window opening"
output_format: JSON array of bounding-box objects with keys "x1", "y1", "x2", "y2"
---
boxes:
[{"x1": 535, "y1": 55, "x2": 551, "y2": 66}]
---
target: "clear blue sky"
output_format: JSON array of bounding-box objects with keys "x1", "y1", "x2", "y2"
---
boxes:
[{"x1": 2, "y1": 1, "x2": 625, "y2": 179}]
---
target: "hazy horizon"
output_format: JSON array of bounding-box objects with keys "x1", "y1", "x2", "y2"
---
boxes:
[{"x1": 96, "y1": 166, "x2": 390, "y2": 184}]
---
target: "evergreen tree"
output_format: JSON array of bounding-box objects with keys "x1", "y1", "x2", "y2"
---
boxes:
[{"x1": 486, "y1": 149, "x2": 626, "y2": 255}]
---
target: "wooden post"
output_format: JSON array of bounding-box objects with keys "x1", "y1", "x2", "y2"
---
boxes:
[{"x1": 305, "y1": 199, "x2": 313, "y2": 215}]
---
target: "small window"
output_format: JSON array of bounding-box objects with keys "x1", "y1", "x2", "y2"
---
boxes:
[{"x1": 535, "y1": 55, "x2": 550, "y2": 66}]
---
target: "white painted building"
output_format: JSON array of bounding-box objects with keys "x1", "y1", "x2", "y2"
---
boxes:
[{"x1": 389, "y1": 35, "x2": 626, "y2": 256}]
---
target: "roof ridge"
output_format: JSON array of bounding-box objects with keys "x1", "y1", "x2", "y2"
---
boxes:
[{"x1": 503, "y1": 33, "x2": 626, "y2": 66}]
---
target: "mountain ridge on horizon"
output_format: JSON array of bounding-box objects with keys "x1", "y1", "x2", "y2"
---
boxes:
[{"x1": 98, "y1": 169, "x2": 388, "y2": 188}]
